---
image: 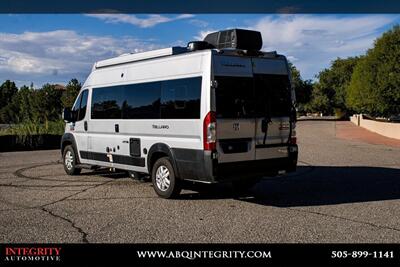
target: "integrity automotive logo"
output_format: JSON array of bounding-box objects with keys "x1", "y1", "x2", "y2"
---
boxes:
[{"x1": 3, "y1": 246, "x2": 62, "y2": 263}]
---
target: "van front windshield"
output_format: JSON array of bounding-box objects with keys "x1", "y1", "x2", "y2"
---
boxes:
[{"x1": 215, "y1": 74, "x2": 291, "y2": 119}]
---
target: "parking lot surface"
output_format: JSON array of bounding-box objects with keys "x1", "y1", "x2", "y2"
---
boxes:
[{"x1": 1, "y1": 121, "x2": 399, "y2": 243}]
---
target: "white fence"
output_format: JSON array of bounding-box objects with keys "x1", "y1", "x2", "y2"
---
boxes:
[{"x1": 351, "y1": 114, "x2": 400, "y2": 140}]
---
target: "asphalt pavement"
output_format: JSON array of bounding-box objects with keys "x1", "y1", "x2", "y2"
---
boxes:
[{"x1": 0, "y1": 121, "x2": 399, "y2": 243}]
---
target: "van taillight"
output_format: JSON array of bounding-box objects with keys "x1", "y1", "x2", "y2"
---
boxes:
[
  {"x1": 203, "y1": 111, "x2": 216, "y2": 151},
  {"x1": 289, "y1": 136, "x2": 297, "y2": 144}
]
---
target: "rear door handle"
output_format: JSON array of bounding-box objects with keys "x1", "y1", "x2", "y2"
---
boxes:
[
  {"x1": 115, "y1": 124, "x2": 119, "y2": 133},
  {"x1": 84, "y1": 121, "x2": 88, "y2": 131}
]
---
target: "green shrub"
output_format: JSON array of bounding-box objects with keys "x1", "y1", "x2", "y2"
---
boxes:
[{"x1": 0, "y1": 120, "x2": 65, "y2": 136}]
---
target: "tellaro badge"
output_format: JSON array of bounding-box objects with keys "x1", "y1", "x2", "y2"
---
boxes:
[
  {"x1": 233, "y1": 122, "x2": 240, "y2": 131},
  {"x1": 152, "y1": 124, "x2": 169, "y2": 129}
]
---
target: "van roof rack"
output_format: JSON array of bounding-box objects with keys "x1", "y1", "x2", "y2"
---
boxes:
[{"x1": 94, "y1": 47, "x2": 188, "y2": 69}]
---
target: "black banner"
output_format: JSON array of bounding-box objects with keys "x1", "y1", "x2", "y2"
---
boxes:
[
  {"x1": 0, "y1": 244, "x2": 399, "y2": 266},
  {"x1": 1, "y1": 0, "x2": 400, "y2": 13}
]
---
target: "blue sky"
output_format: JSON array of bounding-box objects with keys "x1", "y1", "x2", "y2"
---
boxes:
[{"x1": 0, "y1": 14, "x2": 399, "y2": 87}]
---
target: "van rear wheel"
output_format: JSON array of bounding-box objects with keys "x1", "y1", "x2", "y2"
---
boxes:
[
  {"x1": 63, "y1": 145, "x2": 81, "y2": 175},
  {"x1": 151, "y1": 157, "x2": 181, "y2": 199}
]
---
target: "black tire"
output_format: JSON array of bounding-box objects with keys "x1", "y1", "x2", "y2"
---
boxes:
[
  {"x1": 151, "y1": 157, "x2": 181, "y2": 199},
  {"x1": 63, "y1": 145, "x2": 81, "y2": 175}
]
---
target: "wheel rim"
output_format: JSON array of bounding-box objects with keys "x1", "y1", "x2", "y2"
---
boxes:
[
  {"x1": 155, "y1": 165, "x2": 170, "y2": 192},
  {"x1": 65, "y1": 150, "x2": 74, "y2": 170}
]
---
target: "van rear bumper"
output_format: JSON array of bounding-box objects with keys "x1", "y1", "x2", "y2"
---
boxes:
[{"x1": 172, "y1": 145, "x2": 298, "y2": 183}]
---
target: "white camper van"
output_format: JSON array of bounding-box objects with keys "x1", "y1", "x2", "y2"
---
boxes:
[{"x1": 61, "y1": 29, "x2": 298, "y2": 198}]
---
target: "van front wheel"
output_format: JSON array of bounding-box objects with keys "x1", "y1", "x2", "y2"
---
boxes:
[
  {"x1": 63, "y1": 145, "x2": 81, "y2": 175},
  {"x1": 151, "y1": 157, "x2": 181, "y2": 199}
]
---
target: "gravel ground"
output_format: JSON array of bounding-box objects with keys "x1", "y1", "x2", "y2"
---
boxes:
[{"x1": 0, "y1": 121, "x2": 399, "y2": 243}]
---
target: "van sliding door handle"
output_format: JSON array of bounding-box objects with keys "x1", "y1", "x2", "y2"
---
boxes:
[
  {"x1": 84, "y1": 121, "x2": 88, "y2": 131},
  {"x1": 115, "y1": 124, "x2": 119, "y2": 133}
]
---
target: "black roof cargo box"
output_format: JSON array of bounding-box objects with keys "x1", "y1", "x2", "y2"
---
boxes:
[{"x1": 203, "y1": 29, "x2": 263, "y2": 51}]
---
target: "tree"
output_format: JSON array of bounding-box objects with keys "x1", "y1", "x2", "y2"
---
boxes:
[
  {"x1": 61, "y1": 78, "x2": 81, "y2": 108},
  {"x1": 307, "y1": 84, "x2": 331, "y2": 115},
  {"x1": 0, "y1": 99, "x2": 20, "y2": 123},
  {"x1": 0, "y1": 80, "x2": 18, "y2": 109},
  {"x1": 289, "y1": 62, "x2": 302, "y2": 91},
  {"x1": 289, "y1": 63, "x2": 314, "y2": 114},
  {"x1": 16, "y1": 85, "x2": 34, "y2": 122},
  {"x1": 29, "y1": 84, "x2": 63, "y2": 128},
  {"x1": 347, "y1": 25, "x2": 400, "y2": 117},
  {"x1": 0, "y1": 80, "x2": 19, "y2": 123},
  {"x1": 311, "y1": 57, "x2": 360, "y2": 116}
]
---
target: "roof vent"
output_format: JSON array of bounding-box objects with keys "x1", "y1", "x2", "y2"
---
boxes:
[{"x1": 203, "y1": 29, "x2": 262, "y2": 51}]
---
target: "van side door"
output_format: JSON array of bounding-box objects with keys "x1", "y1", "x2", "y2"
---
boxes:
[{"x1": 70, "y1": 89, "x2": 89, "y2": 161}]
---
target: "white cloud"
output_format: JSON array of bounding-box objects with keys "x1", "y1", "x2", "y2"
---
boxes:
[
  {"x1": 2, "y1": 15, "x2": 399, "y2": 87},
  {"x1": 0, "y1": 30, "x2": 162, "y2": 86},
  {"x1": 86, "y1": 14, "x2": 194, "y2": 28},
  {"x1": 287, "y1": 55, "x2": 299, "y2": 62},
  {"x1": 189, "y1": 19, "x2": 209, "y2": 28},
  {"x1": 250, "y1": 14, "x2": 399, "y2": 79},
  {"x1": 194, "y1": 29, "x2": 217, "y2": 41}
]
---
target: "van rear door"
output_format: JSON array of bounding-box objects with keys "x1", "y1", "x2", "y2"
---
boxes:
[
  {"x1": 252, "y1": 58, "x2": 291, "y2": 160},
  {"x1": 213, "y1": 55, "x2": 292, "y2": 163},
  {"x1": 213, "y1": 56, "x2": 255, "y2": 163}
]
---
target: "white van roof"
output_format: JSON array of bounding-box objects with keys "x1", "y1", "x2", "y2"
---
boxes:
[
  {"x1": 92, "y1": 46, "x2": 286, "y2": 71},
  {"x1": 94, "y1": 47, "x2": 188, "y2": 69}
]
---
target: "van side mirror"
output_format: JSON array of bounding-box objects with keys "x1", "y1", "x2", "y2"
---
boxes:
[{"x1": 63, "y1": 107, "x2": 75, "y2": 122}]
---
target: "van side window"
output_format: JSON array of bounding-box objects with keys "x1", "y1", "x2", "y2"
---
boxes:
[
  {"x1": 122, "y1": 82, "x2": 161, "y2": 119},
  {"x1": 91, "y1": 76, "x2": 201, "y2": 120},
  {"x1": 161, "y1": 77, "x2": 201, "y2": 119},
  {"x1": 77, "y1": 90, "x2": 88, "y2": 121},
  {"x1": 71, "y1": 93, "x2": 82, "y2": 114},
  {"x1": 72, "y1": 89, "x2": 88, "y2": 121},
  {"x1": 91, "y1": 86, "x2": 124, "y2": 119}
]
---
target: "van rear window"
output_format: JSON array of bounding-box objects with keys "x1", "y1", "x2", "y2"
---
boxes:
[
  {"x1": 254, "y1": 74, "x2": 291, "y2": 118},
  {"x1": 215, "y1": 76, "x2": 254, "y2": 118},
  {"x1": 215, "y1": 74, "x2": 291, "y2": 119}
]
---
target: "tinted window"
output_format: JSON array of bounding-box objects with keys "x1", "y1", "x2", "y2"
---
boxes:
[
  {"x1": 122, "y1": 82, "x2": 161, "y2": 119},
  {"x1": 91, "y1": 77, "x2": 202, "y2": 120},
  {"x1": 215, "y1": 76, "x2": 254, "y2": 118},
  {"x1": 254, "y1": 74, "x2": 291, "y2": 117},
  {"x1": 71, "y1": 90, "x2": 88, "y2": 121},
  {"x1": 71, "y1": 93, "x2": 82, "y2": 114},
  {"x1": 161, "y1": 77, "x2": 201, "y2": 119},
  {"x1": 215, "y1": 75, "x2": 291, "y2": 118},
  {"x1": 91, "y1": 86, "x2": 123, "y2": 119},
  {"x1": 77, "y1": 90, "x2": 88, "y2": 121}
]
